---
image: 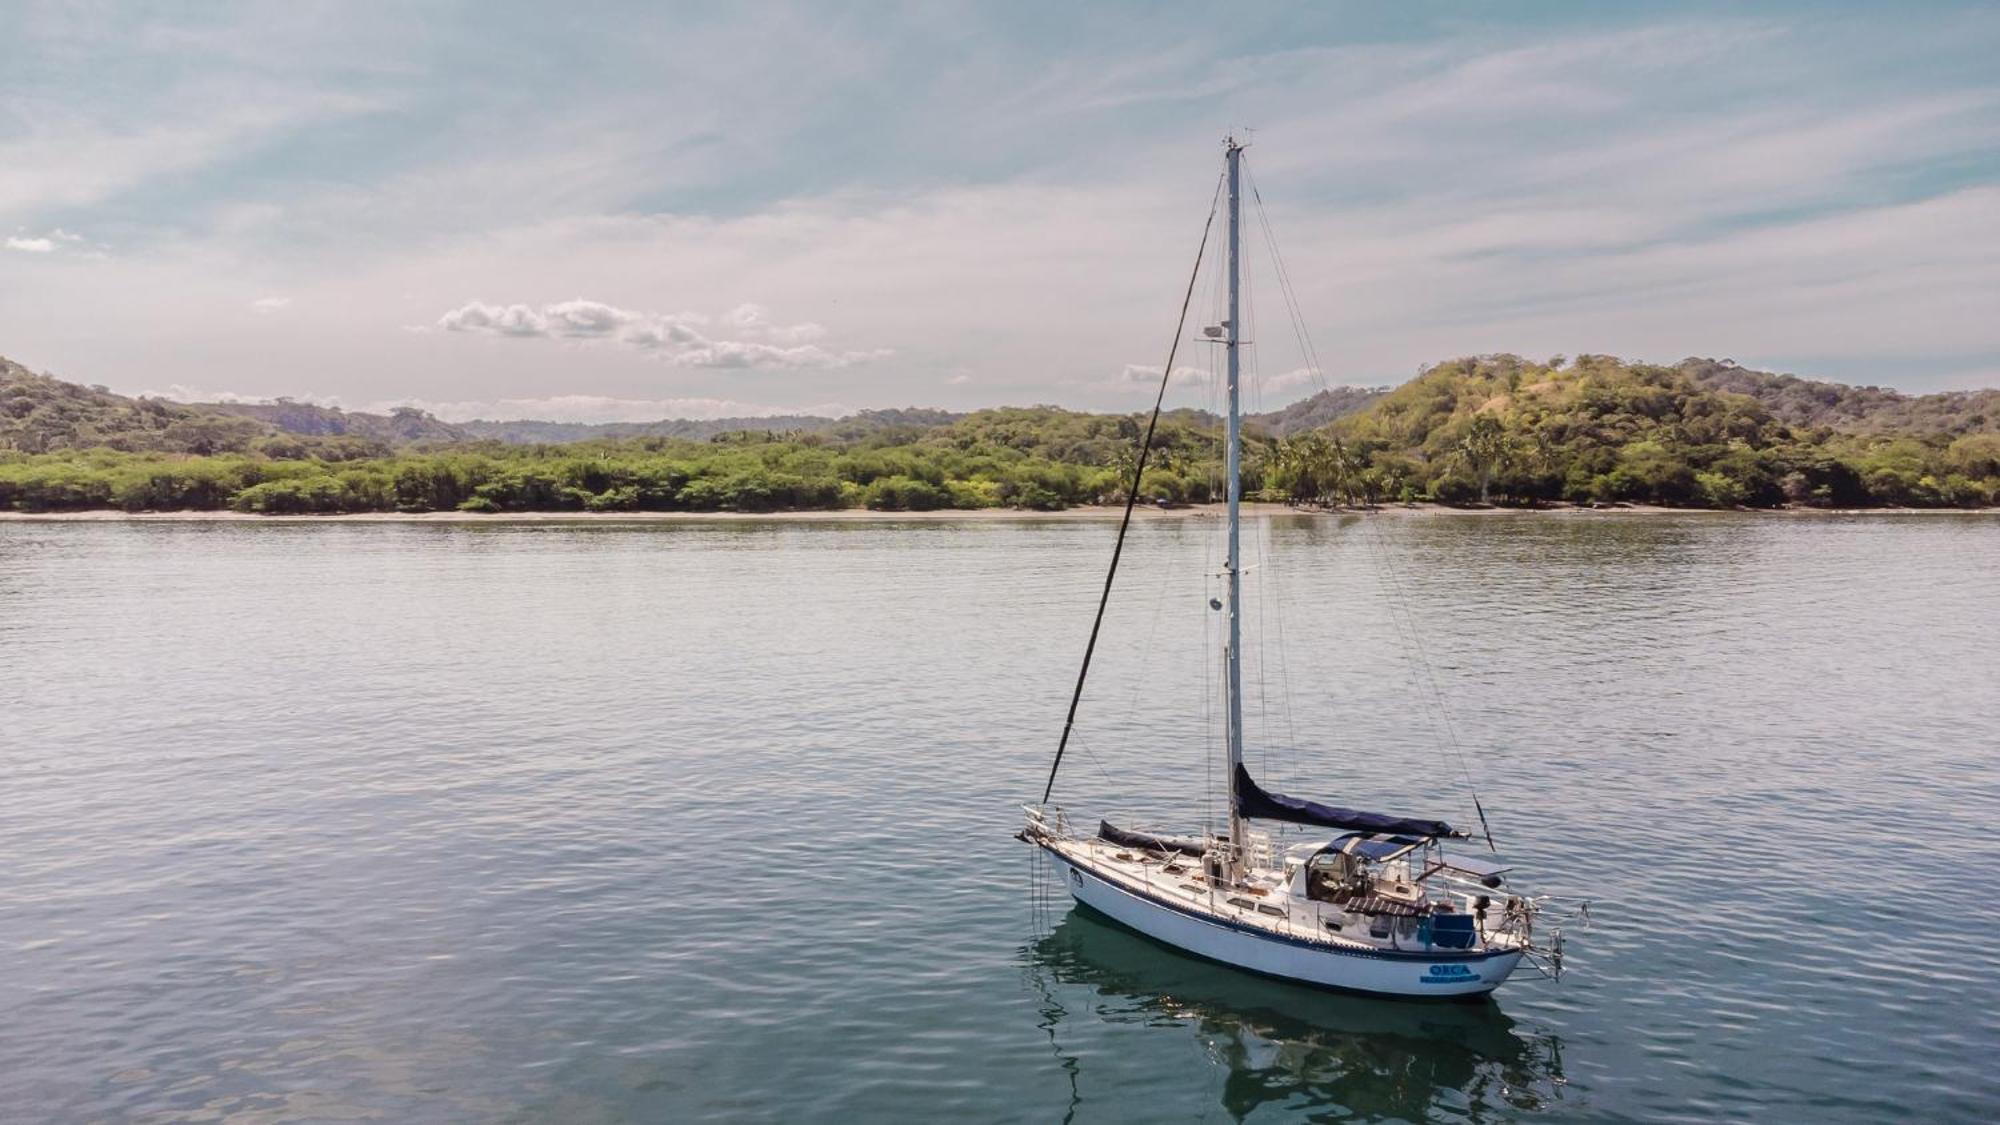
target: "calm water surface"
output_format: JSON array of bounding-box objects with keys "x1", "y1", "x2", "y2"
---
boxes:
[{"x1": 2, "y1": 513, "x2": 1996, "y2": 1123}]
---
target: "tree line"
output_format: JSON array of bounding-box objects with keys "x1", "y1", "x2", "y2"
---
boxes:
[
  {"x1": 0, "y1": 415, "x2": 1229, "y2": 514},
  {"x1": 4, "y1": 356, "x2": 1998, "y2": 513},
  {"x1": 1265, "y1": 355, "x2": 2000, "y2": 509}
]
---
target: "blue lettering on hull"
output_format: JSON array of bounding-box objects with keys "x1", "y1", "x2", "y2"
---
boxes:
[{"x1": 1420, "y1": 964, "x2": 1482, "y2": 985}]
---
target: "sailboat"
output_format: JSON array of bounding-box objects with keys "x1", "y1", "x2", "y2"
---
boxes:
[{"x1": 1020, "y1": 137, "x2": 1567, "y2": 1000}]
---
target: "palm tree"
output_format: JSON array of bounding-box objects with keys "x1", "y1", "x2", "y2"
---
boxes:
[
  {"x1": 1455, "y1": 414, "x2": 1511, "y2": 505},
  {"x1": 1328, "y1": 437, "x2": 1366, "y2": 506},
  {"x1": 1274, "y1": 433, "x2": 1332, "y2": 507}
]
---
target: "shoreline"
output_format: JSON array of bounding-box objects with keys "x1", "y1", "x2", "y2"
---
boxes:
[{"x1": 3, "y1": 502, "x2": 1995, "y2": 523}]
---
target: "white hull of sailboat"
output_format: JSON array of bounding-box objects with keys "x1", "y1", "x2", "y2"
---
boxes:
[{"x1": 1045, "y1": 850, "x2": 1523, "y2": 1000}]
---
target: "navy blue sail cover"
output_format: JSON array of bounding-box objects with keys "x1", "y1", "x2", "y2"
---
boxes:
[
  {"x1": 1233, "y1": 764, "x2": 1459, "y2": 838},
  {"x1": 1098, "y1": 820, "x2": 1208, "y2": 858}
]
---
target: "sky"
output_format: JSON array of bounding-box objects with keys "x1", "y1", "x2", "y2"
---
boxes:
[{"x1": 3, "y1": 1, "x2": 1998, "y2": 422}]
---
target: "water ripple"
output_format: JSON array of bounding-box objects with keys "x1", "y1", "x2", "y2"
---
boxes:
[{"x1": 1, "y1": 514, "x2": 1995, "y2": 1122}]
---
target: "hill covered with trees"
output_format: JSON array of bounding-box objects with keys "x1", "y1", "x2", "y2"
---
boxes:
[
  {"x1": 1, "y1": 357, "x2": 274, "y2": 455},
  {"x1": 203, "y1": 400, "x2": 471, "y2": 444},
  {"x1": 3, "y1": 352, "x2": 1997, "y2": 513},
  {"x1": 0, "y1": 357, "x2": 456, "y2": 459},
  {"x1": 1248, "y1": 385, "x2": 1389, "y2": 436},
  {"x1": 1285, "y1": 354, "x2": 2000, "y2": 508},
  {"x1": 1677, "y1": 358, "x2": 2000, "y2": 436}
]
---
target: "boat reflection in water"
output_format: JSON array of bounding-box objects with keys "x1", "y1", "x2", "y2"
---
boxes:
[{"x1": 1024, "y1": 910, "x2": 1572, "y2": 1122}]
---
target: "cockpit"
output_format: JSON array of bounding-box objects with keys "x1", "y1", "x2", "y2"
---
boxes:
[
  {"x1": 1284, "y1": 831, "x2": 1523, "y2": 947},
  {"x1": 1296, "y1": 833, "x2": 1427, "y2": 903}
]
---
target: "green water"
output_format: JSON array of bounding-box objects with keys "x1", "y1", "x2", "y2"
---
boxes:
[{"x1": 2, "y1": 513, "x2": 1995, "y2": 1122}]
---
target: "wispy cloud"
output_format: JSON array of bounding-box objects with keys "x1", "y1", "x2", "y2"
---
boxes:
[
  {"x1": 0, "y1": 96, "x2": 386, "y2": 220},
  {"x1": 6, "y1": 228, "x2": 86, "y2": 254},
  {"x1": 435, "y1": 298, "x2": 890, "y2": 370},
  {"x1": 1114, "y1": 363, "x2": 1345, "y2": 402},
  {"x1": 1118, "y1": 363, "x2": 1208, "y2": 388},
  {"x1": 4, "y1": 5, "x2": 1997, "y2": 408}
]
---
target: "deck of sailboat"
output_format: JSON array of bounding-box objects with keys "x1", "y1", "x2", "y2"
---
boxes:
[{"x1": 1037, "y1": 834, "x2": 1523, "y2": 963}]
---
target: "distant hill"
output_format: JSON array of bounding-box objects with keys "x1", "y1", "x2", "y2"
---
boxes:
[
  {"x1": 1248, "y1": 386, "x2": 1388, "y2": 437},
  {"x1": 0, "y1": 355, "x2": 982, "y2": 452},
  {"x1": 456, "y1": 407, "x2": 964, "y2": 445},
  {"x1": 0, "y1": 356, "x2": 272, "y2": 454},
  {"x1": 457, "y1": 415, "x2": 840, "y2": 443},
  {"x1": 1320, "y1": 353, "x2": 2000, "y2": 507},
  {"x1": 1677, "y1": 358, "x2": 2000, "y2": 436},
  {"x1": 205, "y1": 399, "x2": 471, "y2": 443},
  {"x1": 0, "y1": 352, "x2": 1473, "y2": 455},
  {"x1": 7, "y1": 350, "x2": 1998, "y2": 512},
  {"x1": 0, "y1": 357, "x2": 468, "y2": 456}
]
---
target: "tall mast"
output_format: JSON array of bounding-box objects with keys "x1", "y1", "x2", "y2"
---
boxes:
[{"x1": 1223, "y1": 136, "x2": 1246, "y2": 877}]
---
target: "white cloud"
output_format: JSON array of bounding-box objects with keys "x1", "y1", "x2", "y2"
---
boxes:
[
  {"x1": 1119, "y1": 363, "x2": 1210, "y2": 388},
  {"x1": 670, "y1": 339, "x2": 892, "y2": 370},
  {"x1": 725, "y1": 302, "x2": 826, "y2": 344},
  {"x1": 1256, "y1": 368, "x2": 1324, "y2": 397},
  {"x1": 1112, "y1": 363, "x2": 1326, "y2": 408},
  {"x1": 374, "y1": 394, "x2": 857, "y2": 423},
  {"x1": 542, "y1": 298, "x2": 640, "y2": 337},
  {"x1": 435, "y1": 298, "x2": 889, "y2": 369},
  {"x1": 250, "y1": 296, "x2": 292, "y2": 312},
  {"x1": 5, "y1": 10, "x2": 1996, "y2": 409},
  {"x1": 436, "y1": 301, "x2": 554, "y2": 336},
  {"x1": 5, "y1": 227, "x2": 99, "y2": 256}
]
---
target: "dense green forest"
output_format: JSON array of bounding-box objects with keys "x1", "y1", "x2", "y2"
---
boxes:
[
  {"x1": 1314, "y1": 354, "x2": 2000, "y2": 508},
  {"x1": 1678, "y1": 359, "x2": 2000, "y2": 436},
  {"x1": 3, "y1": 353, "x2": 1998, "y2": 513}
]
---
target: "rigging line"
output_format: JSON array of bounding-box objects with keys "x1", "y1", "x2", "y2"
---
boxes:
[
  {"x1": 1248, "y1": 230, "x2": 1290, "y2": 788},
  {"x1": 1359, "y1": 528, "x2": 1457, "y2": 774},
  {"x1": 1363, "y1": 518, "x2": 1498, "y2": 850},
  {"x1": 1248, "y1": 172, "x2": 1333, "y2": 400},
  {"x1": 1041, "y1": 171, "x2": 1224, "y2": 805},
  {"x1": 1254, "y1": 552, "x2": 1269, "y2": 782},
  {"x1": 1201, "y1": 249, "x2": 1226, "y2": 833},
  {"x1": 1363, "y1": 527, "x2": 1461, "y2": 786},
  {"x1": 1203, "y1": 564, "x2": 1216, "y2": 835},
  {"x1": 1069, "y1": 732, "x2": 1120, "y2": 795},
  {"x1": 1258, "y1": 528, "x2": 1277, "y2": 757},
  {"x1": 1250, "y1": 165, "x2": 1492, "y2": 845},
  {"x1": 1241, "y1": 165, "x2": 1303, "y2": 788},
  {"x1": 1120, "y1": 448, "x2": 1183, "y2": 731},
  {"x1": 1265, "y1": 513, "x2": 1302, "y2": 786},
  {"x1": 1238, "y1": 207, "x2": 1270, "y2": 781}
]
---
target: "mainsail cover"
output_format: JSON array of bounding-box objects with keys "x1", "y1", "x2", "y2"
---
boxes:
[
  {"x1": 1233, "y1": 765, "x2": 1459, "y2": 838},
  {"x1": 1097, "y1": 820, "x2": 1208, "y2": 857}
]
